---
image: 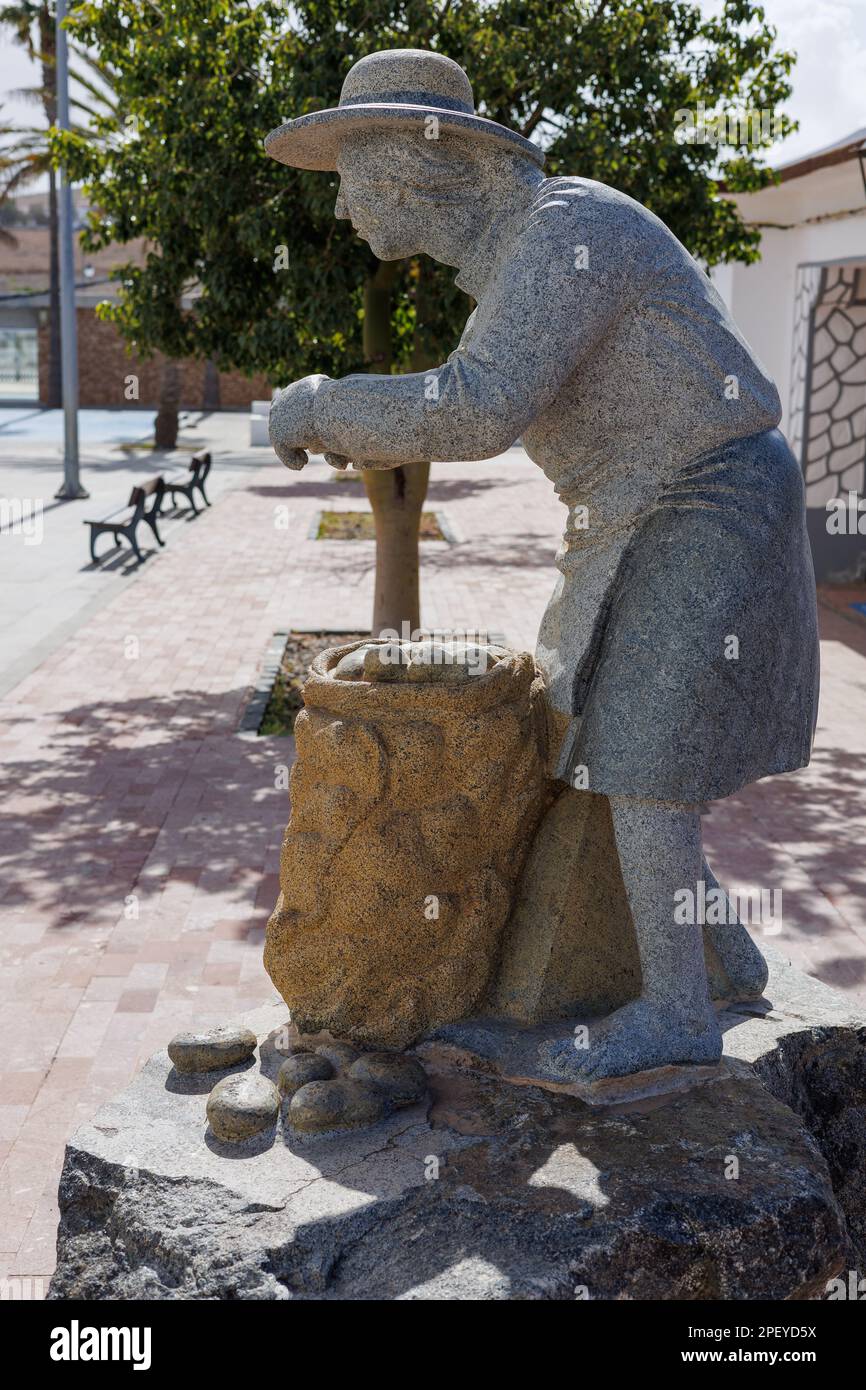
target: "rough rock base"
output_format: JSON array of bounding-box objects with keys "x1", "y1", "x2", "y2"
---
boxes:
[{"x1": 49, "y1": 952, "x2": 864, "y2": 1301}]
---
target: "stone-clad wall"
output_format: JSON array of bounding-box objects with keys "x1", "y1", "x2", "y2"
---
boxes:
[{"x1": 37, "y1": 307, "x2": 271, "y2": 409}]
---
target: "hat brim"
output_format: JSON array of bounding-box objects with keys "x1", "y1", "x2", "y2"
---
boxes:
[{"x1": 264, "y1": 103, "x2": 545, "y2": 172}]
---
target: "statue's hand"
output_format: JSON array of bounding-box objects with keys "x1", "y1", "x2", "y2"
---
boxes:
[
  {"x1": 324, "y1": 452, "x2": 383, "y2": 472},
  {"x1": 269, "y1": 374, "x2": 330, "y2": 469},
  {"x1": 276, "y1": 445, "x2": 309, "y2": 471}
]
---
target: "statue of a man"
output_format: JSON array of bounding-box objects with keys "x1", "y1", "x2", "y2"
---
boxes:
[{"x1": 266, "y1": 49, "x2": 819, "y2": 1081}]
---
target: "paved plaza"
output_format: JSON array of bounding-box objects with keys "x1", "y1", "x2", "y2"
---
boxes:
[{"x1": 1, "y1": 410, "x2": 865, "y2": 1289}]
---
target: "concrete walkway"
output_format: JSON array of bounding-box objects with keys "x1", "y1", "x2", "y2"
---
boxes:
[{"x1": 0, "y1": 439, "x2": 864, "y2": 1293}]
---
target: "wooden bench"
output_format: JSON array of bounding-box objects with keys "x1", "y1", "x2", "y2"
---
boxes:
[
  {"x1": 84, "y1": 476, "x2": 166, "y2": 565},
  {"x1": 162, "y1": 451, "x2": 212, "y2": 515}
]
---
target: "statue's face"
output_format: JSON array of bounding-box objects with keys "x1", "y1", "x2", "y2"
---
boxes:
[
  {"x1": 335, "y1": 135, "x2": 426, "y2": 260},
  {"x1": 335, "y1": 128, "x2": 481, "y2": 262}
]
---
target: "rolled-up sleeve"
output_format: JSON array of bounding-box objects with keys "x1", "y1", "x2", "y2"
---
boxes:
[{"x1": 313, "y1": 186, "x2": 638, "y2": 463}]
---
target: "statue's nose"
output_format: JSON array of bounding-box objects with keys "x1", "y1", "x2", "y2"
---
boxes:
[{"x1": 334, "y1": 188, "x2": 350, "y2": 220}]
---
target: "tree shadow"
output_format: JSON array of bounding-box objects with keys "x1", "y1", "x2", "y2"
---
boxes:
[
  {"x1": 0, "y1": 686, "x2": 292, "y2": 928},
  {"x1": 426, "y1": 474, "x2": 531, "y2": 502},
  {"x1": 420, "y1": 535, "x2": 559, "y2": 570},
  {"x1": 245, "y1": 473, "x2": 536, "y2": 504},
  {"x1": 702, "y1": 740, "x2": 866, "y2": 990}
]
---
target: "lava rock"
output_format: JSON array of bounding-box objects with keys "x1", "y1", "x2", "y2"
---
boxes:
[
  {"x1": 277, "y1": 1053, "x2": 334, "y2": 1097},
  {"x1": 206, "y1": 1073, "x2": 280, "y2": 1143},
  {"x1": 168, "y1": 1026, "x2": 257, "y2": 1074},
  {"x1": 348, "y1": 1052, "x2": 428, "y2": 1105},
  {"x1": 48, "y1": 957, "x2": 866, "y2": 1301},
  {"x1": 314, "y1": 1042, "x2": 360, "y2": 1072},
  {"x1": 287, "y1": 1077, "x2": 387, "y2": 1133}
]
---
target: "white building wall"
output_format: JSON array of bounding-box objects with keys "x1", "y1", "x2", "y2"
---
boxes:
[
  {"x1": 710, "y1": 156, "x2": 866, "y2": 579},
  {"x1": 711, "y1": 160, "x2": 866, "y2": 439}
]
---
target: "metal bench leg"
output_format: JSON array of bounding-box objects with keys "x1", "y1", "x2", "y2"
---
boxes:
[
  {"x1": 198, "y1": 480, "x2": 210, "y2": 506},
  {"x1": 89, "y1": 525, "x2": 119, "y2": 566},
  {"x1": 124, "y1": 526, "x2": 144, "y2": 564},
  {"x1": 145, "y1": 514, "x2": 165, "y2": 547},
  {"x1": 169, "y1": 485, "x2": 198, "y2": 515}
]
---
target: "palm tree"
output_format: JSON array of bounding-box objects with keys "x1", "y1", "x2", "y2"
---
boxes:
[
  {"x1": 0, "y1": 1, "x2": 118, "y2": 405},
  {"x1": 3, "y1": 7, "x2": 187, "y2": 447},
  {"x1": 1, "y1": 2, "x2": 63, "y2": 403},
  {"x1": 0, "y1": 108, "x2": 26, "y2": 247}
]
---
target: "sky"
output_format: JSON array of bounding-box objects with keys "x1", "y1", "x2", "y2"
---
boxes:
[
  {"x1": 1, "y1": 0, "x2": 865, "y2": 176},
  {"x1": 698, "y1": 0, "x2": 866, "y2": 161}
]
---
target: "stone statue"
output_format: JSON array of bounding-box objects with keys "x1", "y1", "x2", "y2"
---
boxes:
[{"x1": 265, "y1": 49, "x2": 819, "y2": 1083}]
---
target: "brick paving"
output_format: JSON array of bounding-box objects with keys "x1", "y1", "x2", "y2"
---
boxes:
[{"x1": 0, "y1": 444, "x2": 864, "y2": 1292}]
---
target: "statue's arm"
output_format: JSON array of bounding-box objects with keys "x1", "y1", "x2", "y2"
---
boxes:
[{"x1": 271, "y1": 199, "x2": 637, "y2": 468}]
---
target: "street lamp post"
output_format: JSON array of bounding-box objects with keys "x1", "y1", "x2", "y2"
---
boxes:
[{"x1": 54, "y1": 0, "x2": 88, "y2": 500}]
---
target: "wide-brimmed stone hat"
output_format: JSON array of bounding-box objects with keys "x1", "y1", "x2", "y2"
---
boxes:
[{"x1": 265, "y1": 48, "x2": 545, "y2": 171}]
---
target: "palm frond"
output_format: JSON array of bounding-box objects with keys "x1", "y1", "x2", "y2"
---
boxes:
[
  {"x1": 69, "y1": 68, "x2": 119, "y2": 115},
  {"x1": 70, "y1": 94, "x2": 115, "y2": 124},
  {"x1": 69, "y1": 43, "x2": 118, "y2": 92},
  {"x1": 5, "y1": 85, "x2": 47, "y2": 107}
]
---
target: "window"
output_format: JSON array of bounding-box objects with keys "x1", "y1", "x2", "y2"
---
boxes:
[{"x1": 0, "y1": 327, "x2": 39, "y2": 399}]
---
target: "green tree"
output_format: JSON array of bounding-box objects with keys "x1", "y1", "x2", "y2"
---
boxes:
[{"x1": 55, "y1": 0, "x2": 795, "y2": 632}]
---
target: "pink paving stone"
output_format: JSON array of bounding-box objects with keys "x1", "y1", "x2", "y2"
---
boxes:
[
  {"x1": 211, "y1": 917, "x2": 255, "y2": 939},
  {"x1": 0, "y1": 1107, "x2": 30, "y2": 1144},
  {"x1": 90, "y1": 954, "x2": 136, "y2": 977},
  {"x1": 115, "y1": 989, "x2": 159, "y2": 1013},
  {"x1": 0, "y1": 1213, "x2": 33, "y2": 1254},
  {"x1": 201, "y1": 964, "x2": 242, "y2": 986},
  {"x1": 0, "y1": 1073, "x2": 46, "y2": 1105}
]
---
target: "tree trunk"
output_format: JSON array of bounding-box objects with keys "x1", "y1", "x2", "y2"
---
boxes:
[
  {"x1": 202, "y1": 357, "x2": 221, "y2": 410},
  {"x1": 366, "y1": 461, "x2": 430, "y2": 637},
  {"x1": 40, "y1": 9, "x2": 62, "y2": 408},
  {"x1": 154, "y1": 359, "x2": 181, "y2": 449},
  {"x1": 362, "y1": 261, "x2": 430, "y2": 637}
]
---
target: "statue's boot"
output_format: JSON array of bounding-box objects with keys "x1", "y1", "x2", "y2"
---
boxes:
[{"x1": 700, "y1": 857, "x2": 770, "y2": 1002}]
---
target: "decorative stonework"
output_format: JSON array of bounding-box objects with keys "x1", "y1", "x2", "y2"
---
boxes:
[
  {"x1": 790, "y1": 261, "x2": 866, "y2": 505},
  {"x1": 788, "y1": 263, "x2": 824, "y2": 465}
]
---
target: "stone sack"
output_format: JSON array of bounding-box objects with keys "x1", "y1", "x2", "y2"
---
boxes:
[{"x1": 264, "y1": 640, "x2": 551, "y2": 1048}]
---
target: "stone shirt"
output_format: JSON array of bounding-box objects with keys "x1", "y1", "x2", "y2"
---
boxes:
[
  {"x1": 311, "y1": 176, "x2": 784, "y2": 716},
  {"x1": 313, "y1": 177, "x2": 780, "y2": 552}
]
